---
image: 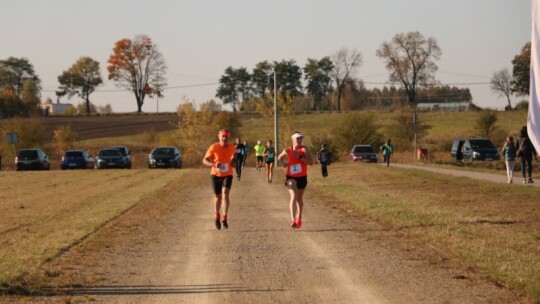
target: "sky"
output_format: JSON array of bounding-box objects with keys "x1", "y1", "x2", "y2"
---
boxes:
[{"x1": 0, "y1": 0, "x2": 531, "y2": 113}]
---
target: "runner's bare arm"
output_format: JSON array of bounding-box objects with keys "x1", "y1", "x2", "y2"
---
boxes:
[
  {"x1": 300, "y1": 147, "x2": 314, "y2": 165},
  {"x1": 202, "y1": 156, "x2": 216, "y2": 167},
  {"x1": 277, "y1": 149, "x2": 288, "y2": 167},
  {"x1": 231, "y1": 154, "x2": 236, "y2": 168}
]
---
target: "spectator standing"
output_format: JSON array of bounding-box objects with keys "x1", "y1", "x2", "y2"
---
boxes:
[
  {"x1": 501, "y1": 136, "x2": 517, "y2": 183},
  {"x1": 316, "y1": 144, "x2": 331, "y2": 178},
  {"x1": 380, "y1": 139, "x2": 394, "y2": 167}
]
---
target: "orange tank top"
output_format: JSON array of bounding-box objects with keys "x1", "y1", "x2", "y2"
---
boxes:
[{"x1": 286, "y1": 146, "x2": 308, "y2": 177}]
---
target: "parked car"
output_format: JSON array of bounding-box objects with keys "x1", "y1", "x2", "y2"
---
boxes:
[
  {"x1": 15, "y1": 149, "x2": 50, "y2": 171},
  {"x1": 350, "y1": 145, "x2": 378, "y2": 162},
  {"x1": 148, "y1": 146, "x2": 182, "y2": 169},
  {"x1": 95, "y1": 148, "x2": 131, "y2": 169},
  {"x1": 451, "y1": 139, "x2": 500, "y2": 161},
  {"x1": 108, "y1": 146, "x2": 132, "y2": 168},
  {"x1": 61, "y1": 150, "x2": 94, "y2": 170}
]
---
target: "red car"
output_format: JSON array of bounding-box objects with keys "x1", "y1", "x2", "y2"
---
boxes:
[{"x1": 350, "y1": 145, "x2": 378, "y2": 163}]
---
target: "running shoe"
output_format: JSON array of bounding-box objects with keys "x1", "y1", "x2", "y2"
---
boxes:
[
  {"x1": 528, "y1": 178, "x2": 534, "y2": 184},
  {"x1": 222, "y1": 220, "x2": 228, "y2": 229},
  {"x1": 296, "y1": 217, "x2": 302, "y2": 229},
  {"x1": 291, "y1": 220, "x2": 297, "y2": 229},
  {"x1": 215, "y1": 219, "x2": 221, "y2": 230},
  {"x1": 523, "y1": 179, "x2": 528, "y2": 184}
]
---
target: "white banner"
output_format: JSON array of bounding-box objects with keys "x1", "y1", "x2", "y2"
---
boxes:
[{"x1": 529, "y1": 0, "x2": 540, "y2": 152}]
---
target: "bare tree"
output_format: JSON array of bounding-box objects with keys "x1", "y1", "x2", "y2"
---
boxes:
[
  {"x1": 376, "y1": 32, "x2": 441, "y2": 107},
  {"x1": 491, "y1": 68, "x2": 513, "y2": 109},
  {"x1": 331, "y1": 48, "x2": 362, "y2": 112}
]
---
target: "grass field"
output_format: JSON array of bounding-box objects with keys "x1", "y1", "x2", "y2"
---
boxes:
[
  {"x1": 238, "y1": 110, "x2": 528, "y2": 158},
  {"x1": 310, "y1": 163, "x2": 540, "y2": 301},
  {"x1": 0, "y1": 168, "x2": 188, "y2": 287}
]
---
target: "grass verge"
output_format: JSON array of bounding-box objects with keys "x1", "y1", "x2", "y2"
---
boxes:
[
  {"x1": 310, "y1": 163, "x2": 540, "y2": 301},
  {"x1": 0, "y1": 169, "x2": 189, "y2": 288}
]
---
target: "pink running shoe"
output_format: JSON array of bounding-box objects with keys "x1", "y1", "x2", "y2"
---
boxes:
[{"x1": 296, "y1": 218, "x2": 302, "y2": 229}]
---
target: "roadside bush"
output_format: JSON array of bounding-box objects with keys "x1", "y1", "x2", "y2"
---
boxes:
[
  {"x1": 176, "y1": 101, "x2": 242, "y2": 167},
  {"x1": 475, "y1": 111, "x2": 498, "y2": 138},
  {"x1": 137, "y1": 129, "x2": 159, "y2": 146},
  {"x1": 331, "y1": 112, "x2": 382, "y2": 159},
  {"x1": 52, "y1": 125, "x2": 78, "y2": 157},
  {"x1": 384, "y1": 111, "x2": 431, "y2": 152},
  {"x1": 514, "y1": 100, "x2": 528, "y2": 111},
  {"x1": 0, "y1": 118, "x2": 45, "y2": 158}
]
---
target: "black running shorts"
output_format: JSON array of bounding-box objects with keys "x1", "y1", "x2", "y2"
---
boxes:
[
  {"x1": 211, "y1": 175, "x2": 233, "y2": 195},
  {"x1": 285, "y1": 175, "x2": 308, "y2": 189}
]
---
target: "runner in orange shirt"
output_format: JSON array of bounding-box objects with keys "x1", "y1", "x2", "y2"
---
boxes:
[
  {"x1": 202, "y1": 129, "x2": 237, "y2": 230},
  {"x1": 277, "y1": 131, "x2": 313, "y2": 229}
]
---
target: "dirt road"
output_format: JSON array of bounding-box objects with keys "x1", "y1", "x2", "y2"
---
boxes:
[{"x1": 6, "y1": 167, "x2": 522, "y2": 303}]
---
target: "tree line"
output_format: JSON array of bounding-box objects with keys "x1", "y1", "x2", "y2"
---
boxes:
[{"x1": 0, "y1": 32, "x2": 532, "y2": 118}]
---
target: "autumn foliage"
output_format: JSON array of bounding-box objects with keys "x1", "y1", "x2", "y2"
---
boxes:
[{"x1": 107, "y1": 35, "x2": 167, "y2": 112}]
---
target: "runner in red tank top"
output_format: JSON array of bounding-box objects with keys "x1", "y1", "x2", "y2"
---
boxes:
[{"x1": 277, "y1": 131, "x2": 313, "y2": 229}]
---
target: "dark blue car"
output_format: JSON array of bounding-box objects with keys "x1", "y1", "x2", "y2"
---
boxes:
[{"x1": 61, "y1": 150, "x2": 94, "y2": 170}]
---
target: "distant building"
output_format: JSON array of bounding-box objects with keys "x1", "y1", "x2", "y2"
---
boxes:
[
  {"x1": 42, "y1": 102, "x2": 73, "y2": 115},
  {"x1": 417, "y1": 101, "x2": 470, "y2": 112}
]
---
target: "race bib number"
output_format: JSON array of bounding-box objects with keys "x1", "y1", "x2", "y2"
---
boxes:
[
  {"x1": 290, "y1": 164, "x2": 302, "y2": 175},
  {"x1": 217, "y1": 163, "x2": 229, "y2": 172},
  {"x1": 236, "y1": 148, "x2": 243, "y2": 154},
  {"x1": 267, "y1": 153, "x2": 274, "y2": 158}
]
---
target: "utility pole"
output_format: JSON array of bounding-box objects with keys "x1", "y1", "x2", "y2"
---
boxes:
[
  {"x1": 274, "y1": 69, "x2": 279, "y2": 165},
  {"x1": 413, "y1": 111, "x2": 417, "y2": 160}
]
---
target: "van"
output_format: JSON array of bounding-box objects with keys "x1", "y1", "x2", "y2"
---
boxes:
[{"x1": 451, "y1": 139, "x2": 500, "y2": 161}]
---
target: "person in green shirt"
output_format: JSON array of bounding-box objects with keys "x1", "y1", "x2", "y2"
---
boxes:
[
  {"x1": 254, "y1": 140, "x2": 265, "y2": 171},
  {"x1": 380, "y1": 139, "x2": 393, "y2": 167}
]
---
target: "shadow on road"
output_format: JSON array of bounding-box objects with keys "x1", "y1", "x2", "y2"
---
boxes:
[{"x1": 24, "y1": 284, "x2": 287, "y2": 296}]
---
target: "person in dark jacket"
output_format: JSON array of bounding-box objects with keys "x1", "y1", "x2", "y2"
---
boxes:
[
  {"x1": 516, "y1": 126, "x2": 538, "y2": 184},
  {"x1": 316, "y1": 144, "x2": 331, "y2": 178}
]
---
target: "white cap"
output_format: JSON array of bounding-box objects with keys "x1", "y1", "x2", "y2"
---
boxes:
[
  {"x1": 292, "y1": 132, "x2": 303, "y2": 140},
  {"x1": 257, "y1": 140, "x2": 261, "y2": 144}
]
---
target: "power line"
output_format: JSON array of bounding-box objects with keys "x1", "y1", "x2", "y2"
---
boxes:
[
  {"x1": 362, "y1": 81, "x2": 492, "y2": 86},
  {"x1": 41, "y1": 82, "x2": 219, "y2": 93}
]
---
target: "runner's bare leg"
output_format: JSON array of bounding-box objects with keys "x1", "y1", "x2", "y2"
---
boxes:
[{"x1": 222, "y1": 187, "x2": 230, "y2": 217}]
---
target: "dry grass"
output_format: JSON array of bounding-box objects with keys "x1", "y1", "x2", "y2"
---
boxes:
[
  {"x1": 310, "y1": 163, "x2": 540, "y2": 301},
  {"x1": 0, "y1": 168, "x2": 188, "y2": 286}
]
